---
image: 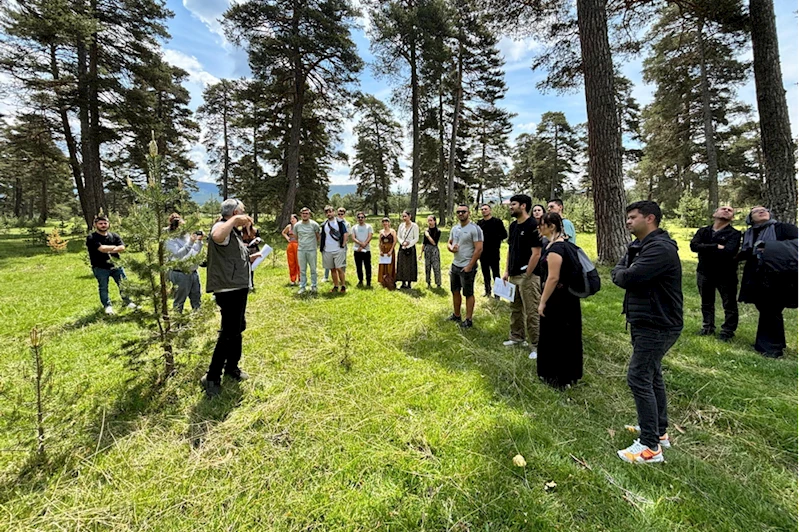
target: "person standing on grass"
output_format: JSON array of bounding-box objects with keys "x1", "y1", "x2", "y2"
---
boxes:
[
  {"x1": 547, "y1": 198, "x2": 576, "y2": 242},
  {"x1": 396, "y1": 210, "x2": 419, "y2": 289},
  {"x1": 282, "y1": 214, "x2": 300, "y2": 286},
  {"x1": 294, "y1": 207, "x2": 321, "y2": 294},
  {"x1": 378, "y1": 217, "x2": 398, "y2": 289},
  {"x1": 536, "y1": 212, "x2": 582, "y2": 388},
  {"x1": 477, "y1": 203, "x2": 508, "y2": 298},
  {"x1": 351, "y1": 211, "x2": 373, "y2": 287},
  {"x1": 165, "y1": 213, "x2": 204, "y2": 313},
  {"x1": 502, "y1": 194, "x2": 543, "y2": 360},
  {"x1": 423, "y1": 215, "x2": 442, "y2": 289},
  {"x1": 202, "y1": 199, "x2": 262, "y2": 398},
  {"x1": 320, "y1": 205, "x2": 349, "y2": 293},
  {"x1": 532, "y1": 204, "x2": 546, "y2": 227},
  {"x1": 86, "y1": 213, "x2": 137, "y2": 315},
  {"x1": 737, "y1": 206, "x2": 798, "y2": 358},
  {"x1": 690, "y1": 206, "x2": 741, "y2": 341},
  {"x1": 612, "y1": 200, "x2": 683, "y2": 464},
  {"x1": 447, "y1": 204, "x2": 483, "y2": 328}
]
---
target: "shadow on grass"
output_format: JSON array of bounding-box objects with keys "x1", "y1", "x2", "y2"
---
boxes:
[{"x1": 187, "y1": 381, "x2": 244, "y2": 449}]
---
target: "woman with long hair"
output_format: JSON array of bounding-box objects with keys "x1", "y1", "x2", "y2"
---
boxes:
[
  {"x1": 532, "y1": 204, "x2": 546, "y2": 226},
  {"x1": 536, "y1": 212, "x2": 583, "y2": 388},
  {"x1": 378, "y1": 217, "x2": 398, "y2": 290},
  {"x1": 396, "y1": 210, "x2": 419, "y2": 289},
  {"x1": 282, "y1": 214, "x2": 300, "y2": 285},
  {"x1": 423, "y1": 215, "x2": 442, "y2": 289}
]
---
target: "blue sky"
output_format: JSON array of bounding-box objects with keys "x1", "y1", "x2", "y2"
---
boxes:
[{"x1": 164, "y1": 0, "x2": 798, "y2": 186}]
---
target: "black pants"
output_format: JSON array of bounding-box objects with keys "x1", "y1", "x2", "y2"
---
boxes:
[
  {"x1": 628, "y1": 325, "x2": 682, "y2": 449},
  {"x1": 697, "y1": 272, "x2": 738, "y2": 335},
  {"x1": 480, "y1": 251, "x2": 501, "y2": 295},
  {"x1": 754, "y1": 301, "x2": 786, "y2": 355},
  {"x1": 354, "y1": 250, "x2": 372, "y2": 284},
  {"x1": 208, "y1": 288, "x2": 248, "y2": 383}
]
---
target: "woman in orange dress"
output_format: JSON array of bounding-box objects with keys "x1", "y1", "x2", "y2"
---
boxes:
[
  {"x1": 377, "y1": 217, "x2": 398, "y2": 290},
  {"x1": 281, "y1": 214, "x2": 300, "y2": 285}
]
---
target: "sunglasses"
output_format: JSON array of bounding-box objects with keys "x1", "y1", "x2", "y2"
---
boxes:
[
  {"x1": 325, "y1": 209, "x2": 333, "y2": 213},
  {"x1": 456, "y1": 210, "x2": 468, "y2": 214},
  {"x1": 357, "y1": 216, "x2": 365, "y2": 219}
]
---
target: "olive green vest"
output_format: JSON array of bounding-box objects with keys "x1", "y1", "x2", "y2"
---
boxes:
[{"x1": 205, "y1": 224, "x2": 251, "y2": 293}]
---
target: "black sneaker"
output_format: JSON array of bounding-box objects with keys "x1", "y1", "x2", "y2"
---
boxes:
[
  {"x1": 446, "y1": 313, "x2": 462, "y2": 322},
  {"x1": 697, "y1": 328, "x2": 715, "y2": 336},
  {"x1": 484, "y1": 291, "x2": 491, "y2": 297},
  {"x1": 225, "y1": 369, "x2": 249, "y2": 382},
  {"x1": 762, "y1": 351, "x2": 784, "y2": 359},
  {"x1": 200, "y1": 375, "x2": 221, "y2": 398},
  {"x1": 459, "y1": 319, "x2": 473, "y2": 329},
  {"x1": 718, "y1": 333, "x2": 734, "y2": 342}
]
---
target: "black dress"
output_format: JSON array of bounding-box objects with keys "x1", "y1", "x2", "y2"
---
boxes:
[{"x1": 537, "y1": 241, "x2": 583, "y2": 388}]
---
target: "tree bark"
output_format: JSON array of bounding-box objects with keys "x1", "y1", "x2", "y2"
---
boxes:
[
  {"x1": 409, "y1": 38, "x2": 421, "y2": 220},
  {"x1": 223, "y1": 88, "x2": 230, "y2": 200},
  {"x1": 437, "y1": 89, "x2": 447, "y2": 224},
  {"x1": 698, "y1": 18, "x2": 719, "y2": 212},
  {"x1": 446, "y1": 38, "x2": 464, "y2": 226},
  {"x1": 576, "y1": 0, "x2": 629, "y2": 264},
  {"x1": 750, "y1": 0, "x2": 797, "y2": 224},
  {"x1": 88, "y1": 0, "x2": 105, "y2": 217}
]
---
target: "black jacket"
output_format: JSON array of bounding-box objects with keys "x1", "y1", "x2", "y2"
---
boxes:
[
  {"x1": 690, "y1": 224, "x2": 741, "y2": 276},
  {"x1": 611, "y1": 229, "x2": 684, "y2": 330},
  {"x1": 319, "y1": 219, "x2": 348, "y2": 252},
  {"x1": 737, "y1": 222, "x2": 798, "y2": 305}
]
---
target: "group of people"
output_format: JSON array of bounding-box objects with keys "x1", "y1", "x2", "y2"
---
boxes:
[{"x1": 85, "y1": 196, "x2": 796, "y2": 465}]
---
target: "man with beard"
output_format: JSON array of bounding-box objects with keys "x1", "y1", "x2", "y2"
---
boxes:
[{"x1": 689, "y1": 206, "x2": 741, "y2": 341}]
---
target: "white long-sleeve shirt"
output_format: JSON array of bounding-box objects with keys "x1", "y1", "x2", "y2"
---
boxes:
[
  {"x1": 397, "y1": 222, "x2": 419, "y2": 247},
  {"x1": 166, "y1": 233, "x2": 204, "y2": 272}
]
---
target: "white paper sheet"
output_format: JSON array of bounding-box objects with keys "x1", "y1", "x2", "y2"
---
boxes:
[
  {"x1": 378, "y1": 254, "x2": 393, "y2": 265},
  {"x1": 251, "y1": 244, "x2": 273, "y2": 270},
  {"x1": 493, "y1": 277, "x2": 516, "y2": 302}
]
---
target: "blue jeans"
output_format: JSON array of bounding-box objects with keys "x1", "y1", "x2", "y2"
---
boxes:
[
  {"x1": 92, "y1": 267, "x2": 130, "y2": 307},
  {"x1": 169, "y1": 270, "x2": 201, "y2": 312}
]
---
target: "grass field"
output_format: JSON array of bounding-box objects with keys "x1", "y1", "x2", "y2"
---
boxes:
[{"x1": 0, "y1": 220, "x2": 796, "y2": 531}]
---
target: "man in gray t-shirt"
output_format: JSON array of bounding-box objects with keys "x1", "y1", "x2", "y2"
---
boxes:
[
  {"x1": 351, "y1": 212, "x2": 373, "y2": 286},
  {"x1": 447, "y1": 205, "x2": 484, "y2": 328},
  {"x1": 293, "y1": 208, "x2": 321, "y2": 293}
]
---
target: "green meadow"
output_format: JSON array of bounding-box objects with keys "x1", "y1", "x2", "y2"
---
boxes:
[{"x1": 0, "y1": 221, "x2": 796, "y2": 531}]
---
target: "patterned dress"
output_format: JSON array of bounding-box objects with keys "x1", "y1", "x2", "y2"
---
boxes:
[{"x1": 378, "y1": 231, "x2": 397, "y2": 289}]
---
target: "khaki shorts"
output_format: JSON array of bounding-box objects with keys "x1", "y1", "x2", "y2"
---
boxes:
[{"x1": 323, "y1": 249, "x2": 347, "y2": 269}]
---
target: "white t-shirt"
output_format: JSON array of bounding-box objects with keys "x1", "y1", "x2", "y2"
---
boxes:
[
  {"x1": 351, "y1": 223, "x2": 373, "y2": 252},
  {"x1": 322, "y1": 219, "x2": 345, "y2": 252}
]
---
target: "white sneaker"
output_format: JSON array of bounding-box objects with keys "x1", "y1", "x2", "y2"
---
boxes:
[
  {"x1": 104, "y1": 306, "x2": 115, "y2": 315},
  {"x1": 503, "y1": 339, "x2": 522, "y2": 347},
  {"x1": 297, "y1": 288, "x2": 306, "y2": 295},
  {"x1": 528, "y1": 350, "x2": 537, "y2": 360},
  {"x1": 625, "y1": 425, "x2": 671, "y2": 448},
  {"x1": 311, "y1": 287, "x2": 317, "y2": 293},
  {"x1": 617, "y1": 439, "x2": 664, "y2": 463},
  {"x1": 127, "y1": 302, "x2": 140, "y2": 310}
]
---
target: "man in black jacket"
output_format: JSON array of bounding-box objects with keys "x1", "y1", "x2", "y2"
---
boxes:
[
  {"x1": 612, "y1": 200, "x2": 683, "y2": 464},
  {"x1": 690, "y1": 206, "x2": 741, "y2": 340}
]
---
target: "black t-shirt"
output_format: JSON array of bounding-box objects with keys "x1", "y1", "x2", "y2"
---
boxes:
[
  {"x1": 86, "y1": 231, "x2": 124, "y2": 269},
  {"x1": 477, "y1": 217, "x2": 508, "y2": 253},
  {"x1": 507, "y1": 217, "x2": 542, "y2": 276},
  {"x1": 423, "y1": 226, "x2": 441, "y2": 248}
]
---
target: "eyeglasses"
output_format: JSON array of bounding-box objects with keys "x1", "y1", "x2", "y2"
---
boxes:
[
  {"x1": 338, "y1": 211, "x2": 345, "y2": 215},
  {"x1": 751, "y1": 208, "x2": 768, "y2": 214},
  {"x1": 456, "y1": 210, "x2": 468, "y2": 214},
  {"x1": 357, "y1": 216, "x2": 365, "y2": 219},
  {"x1": 325, "y1": 209, "x2": 333, "y2": 213}
]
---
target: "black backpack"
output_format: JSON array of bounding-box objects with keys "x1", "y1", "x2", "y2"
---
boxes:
[{"x1": 562, "y1": 241, "x2": 601, "y2": 298}]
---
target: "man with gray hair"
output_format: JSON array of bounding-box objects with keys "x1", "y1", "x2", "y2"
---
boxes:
[{"x1": 201, "y1": 199, "x2": 261, "y2": 398}]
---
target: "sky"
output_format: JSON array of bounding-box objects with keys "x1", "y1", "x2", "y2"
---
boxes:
[{"x1": 164, "y1": 0, "x2": 799, "y2": 187}]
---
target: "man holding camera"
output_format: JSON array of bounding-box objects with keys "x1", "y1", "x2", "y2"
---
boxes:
[{"x1": 165, "y1": 213, "x2": 205, "y2": 313}]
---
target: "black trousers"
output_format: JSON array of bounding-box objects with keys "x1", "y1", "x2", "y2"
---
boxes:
[
  {"x1": 480, "y1": 251, "x2": 501, "y2": 294},
  {"x1": 754, "y1": 301, "x2": 786, "y2": 355},
  {"x1": 628, "y1": 325, "x2": 682, "y2": 449},
  {"x1": 354, "y1": 250, "x2": 372, "y2": 284},
  {"x1": 696, "y1": 272, "x2": 738, "y2": 335},
  {"x1": 208, "y1": 288, "x2": 248, "y2": 382}
]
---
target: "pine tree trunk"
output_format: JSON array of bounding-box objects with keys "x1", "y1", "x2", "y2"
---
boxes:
[
  {"x1": 77, "y1": 41, "x2": 99, "y2": 223},
  {"x1": 437, "y1": 89, "x2": 447, "y2": 224},
  {"x1": 13, "y1": 177, "x2": 22, "y2": 217},
  {"x1": 278, "y1": 47, "x2": 305, "y2": 229},
  {"x1": 222, "y1": 90, "x2": 230, "y2": 200},
  {"x1": 446, "y1": 39, "x2": 464, "y2": 226},
  {"x1": 750, "y1": 0, "x2": 797, "y2": 224},
  {"x1": 698, "y1": 18, "x2": 719, "y2": 212},
  {"x1": 88, "y1": 0, "x2": 105, "y2": 217},
  {"x1": 409, "y1": 39, "x2": 421, "y2": 220},
  {"x1": 576, "y1": 0, "x2": 629, "y2": 264}
]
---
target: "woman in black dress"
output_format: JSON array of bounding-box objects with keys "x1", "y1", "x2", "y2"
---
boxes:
[{"x1": 536, "y1": 212, "x2": 583, "y2": 388}]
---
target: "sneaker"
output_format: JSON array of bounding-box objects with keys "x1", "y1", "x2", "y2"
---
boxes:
[
  {"x1": 200, "y1": 375, "x2": 221, "y2": 398},
  {"x1": 484, "y1": 292, "x2": 491, "y2": 297},
  {"x1": 331, "y1": 286, "x2": 339, "y2": 293},
  {"x1": 310, "y1": 286, "x2": 317, "y2": 293},
  {"x1": 503, "y1": 339, "x2": 522, "y2": 347},
  {"x1": 104, "y1": 305, "x2": 115, "y2": 315},
  {"x1": 340, "y1": 286, "x2": 347, "y2": 293},
  {"x1": 762, "y1": 351, "x2": 783, "y2": 359},
  {"x1": 446, "y1": 313, "x2": 462, "y2": 322},
  {"x1": 297, "y1": 288, "x2": 306, "y2": 295},
  {"x1": 528, "y1": 350, "x2": 537, "y2": 360},
  {"x1": 225, "y1": 369, "x2": 249, "y2": 382},
  {"x1": 126, "y1": 302, "x2": 140, "y2": 310},
  {"x1": 718, "y1": 333, "x2": 734, "y2": 342},
  {"x1": 624, "y1": 425, "x2": 671, "y2": 448},
  {"x1": 697, "y1": 328, "x2": 715, "y2": 336},
  {"x1": 459, "y1": 319, "x2": 473, "y2": 329},
  {"x1": 617, "y1": 439, "x2": 664, "y2": 463}
]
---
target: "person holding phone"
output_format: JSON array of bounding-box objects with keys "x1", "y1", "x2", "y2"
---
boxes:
[{"x1": 165, "y1": 213, "x2": 205, "y2": 313}]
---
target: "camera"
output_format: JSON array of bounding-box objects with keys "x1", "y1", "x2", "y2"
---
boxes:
[{"x1": 194, "y1": 230, "x2": 204, "y2": 236}]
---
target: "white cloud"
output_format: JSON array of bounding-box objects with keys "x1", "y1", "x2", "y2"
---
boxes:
[
  {"x1": 189, "y1": 143, "x2": 215, "y2": 183},
  {"x1": 163, "y1": 49, "x2": 220, "y2": 88},
  {"x1": 182, "y1": 0, "x2": 230, "y2": 42},
  {"x1": 515, "y1": 121, "x2": 537, "y2": 132},
  {"x1": 498, "y1": 36, "x2": 542, "y2": 64}
]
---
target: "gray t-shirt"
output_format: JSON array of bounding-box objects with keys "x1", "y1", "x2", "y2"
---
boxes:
[
  {"x1": 450, "y1": 222, "x2": 484, "y2": 268},
  {"x1": 293, "y1": 220, "x2": 320, "y2": 250},
  {"x1": 351, "y1": 223, "x2": 373, "y2": 252}
]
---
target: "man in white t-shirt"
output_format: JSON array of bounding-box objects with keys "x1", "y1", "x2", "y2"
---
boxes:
[
  {"x1": 320, "y1": 205, "x2": 349, "y2": 293},
  {"x1": 351, "y1": 211, "x2": 373, "y2": 287}
]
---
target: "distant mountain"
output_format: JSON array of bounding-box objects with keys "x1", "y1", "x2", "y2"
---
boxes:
[{"x1": 190, "y1": 181, "x2": 358, "y2": 203}]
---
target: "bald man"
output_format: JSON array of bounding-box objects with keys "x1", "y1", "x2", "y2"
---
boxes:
[{"x1": 689, "y1": 206, "x2": 741, "y2": 341}]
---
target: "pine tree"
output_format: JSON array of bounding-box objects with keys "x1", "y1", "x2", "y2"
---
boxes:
[{"x1": 197, "y1": 80, "x2": 241, "y2": 200}]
